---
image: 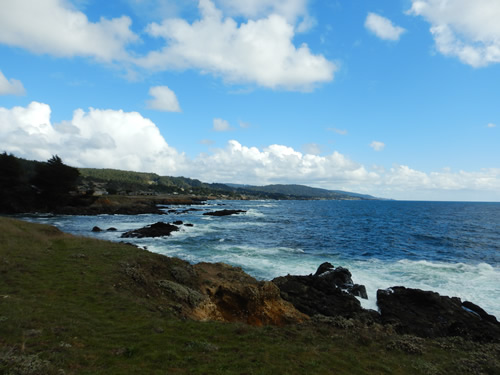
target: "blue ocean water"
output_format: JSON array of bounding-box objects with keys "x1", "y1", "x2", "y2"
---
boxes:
[{"x1": 20, "y1": 200, "x2": 500, "y2": 318}]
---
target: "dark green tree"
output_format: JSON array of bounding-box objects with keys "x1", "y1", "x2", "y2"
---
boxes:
[
  {"x1": 31, "y1": 155, "x2": 80, "y2": 209},
  {"x1": 0, "y1": 152, "x2": 28, "y2": 212}
]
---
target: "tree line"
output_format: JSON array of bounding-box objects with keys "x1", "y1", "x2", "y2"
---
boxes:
[{"x1": 0, "y1": 153, "x2": 80, "y2": 213}]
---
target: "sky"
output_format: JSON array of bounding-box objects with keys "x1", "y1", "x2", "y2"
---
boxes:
[{"x1": 0, "y1": 0, "x2": 499, "y2": 201}]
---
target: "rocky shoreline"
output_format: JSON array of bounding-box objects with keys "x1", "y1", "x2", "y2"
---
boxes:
[
  {"x1": 91, "y1": 218, "x2": 500, "y2": 343},
  {"x1": 119, "y1": 236, "x2": 499, "y2": 342},
  {"x1": 2, "y1": 216, "x2": 499, "y2": 374}
]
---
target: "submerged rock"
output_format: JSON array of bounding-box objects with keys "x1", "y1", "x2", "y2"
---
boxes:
[
  {"x1": 121, "y1": 222, "x2": 180, "y2": 238},
  {"x1": 203, "y1": 209, "x2": 246, "y2": 217},
  {"x1": 377, "y1": 286, "x2": 500, "y2": 342}
]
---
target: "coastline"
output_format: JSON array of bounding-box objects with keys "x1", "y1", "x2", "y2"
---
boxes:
[{"x1": 1, "y1": 216, "x2": 499, "y2": 374}]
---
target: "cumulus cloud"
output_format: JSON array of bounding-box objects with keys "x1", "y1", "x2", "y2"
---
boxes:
[
  {"x1": 2, "y1": 102, "x2": 499, "y2": 201},
  {"x1": 147, "y1": 86, "x2": 181, "y2": 112},
  {"x1": 409, "y1": 0, "x2": 500, "y2": 67},
  {"x1": 382, "y1": 165, "x2": 500, "y2": 200},
  {"x1": 187, "y1": 140, "x2": 376, "y2": 186},
  {"x1": 214, "y1": 0, "x2": 315, "y2": 32},
  {"x1": 0, "y1": 0, "x2": 138, "y2": 61},
  {"x1": 302, "y1": 143, "x2": 322, "y2": 155},
  {"x1": 370, "y1": 141, "x2": 386, "y2": 151},
  {"x1": 0, "y1": 101, "x2": 185, "y2": 173},
  {"x1": 214, "y1": 0, "x2": 307, "y2": 21},
  {"x1": 365, "y1": 12, "x2": 406, "y2": 41},
  {"x1": 0, "y1": 71, "x2": 25, "y2": 95},
  {"x1": 213, "y1": 118, "x2": 232, "y2": 132},
  {"x1": 136, "y1": 0, "x2": 336, "y2": 90}
]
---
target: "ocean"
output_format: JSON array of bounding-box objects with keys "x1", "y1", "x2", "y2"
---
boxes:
[{"x1": 20, "y1": 200, "x2": 500, "y2": 318}]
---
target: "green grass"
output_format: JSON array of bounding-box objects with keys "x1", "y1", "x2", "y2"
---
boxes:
[{"x1": 1, "y1": 217, "x2": 498, "y2": 374}]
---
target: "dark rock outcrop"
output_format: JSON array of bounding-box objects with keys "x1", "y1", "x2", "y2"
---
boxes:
[
  {"x1": 121, "y1": 222, "x2": 180, "y2": 238},
  {"x1": 272, "y1": 263, "x2": 373, "y2": 320},
  {"x1": 91, "y1": 226, "x2": 102, "y2": 232},
  {"x1": 203, "y1": 209, "x2": 246, "y2": 217},
  {"x1": 377, "y1": 286, "x2": 500, "y2": 342}
]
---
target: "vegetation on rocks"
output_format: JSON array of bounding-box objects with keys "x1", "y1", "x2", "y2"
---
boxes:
[{"x1": 1, "y1": 217, "x2": 499, "y2": 374}]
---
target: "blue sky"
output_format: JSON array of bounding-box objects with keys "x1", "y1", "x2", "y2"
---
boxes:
[{"x1": 1, "y1": 0, "x2": 499, "y2": 201}]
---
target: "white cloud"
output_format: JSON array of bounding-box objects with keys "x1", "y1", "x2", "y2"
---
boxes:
[
  {"x1": 302, "y1": 143, "x2": 322, "y2": 155},
  {"x1": 147, "y1": 86, "x2": 181, "y2": 112},
  {"x1": 382, "y1": 165, "x2": 500, "y2": 201},
  {"x1": 0, "y1": 101, "x2": 185, "y2": 173},
  {"x1": 0, "y1": 70, "x2": 25, "y2": 95},
  {"x1": 0, "y1": 0, "x2": 138, "y2": 62},
  {"x1": 487, "y1": 123, "x2": 496, "y2": 128},
  {"x1": 370, "y1": 141, "x2": 385, "y2": 151},
  {"x1": 2, "y1": 102, "x2": 499, "y2": 201},
  {"x1": 214, "y1": 0, "x2": 316, "y2": 32},
  {"x1": 136, "y1": 0, "x2": 336, "y2": 90},
  {"x1": 187, "y1": 140, "x2": 376, "y2": 186},
  {"x1": 409, "y1": 0, "x2": 500, "y2": 67},
  {"x1": 365, "y1": 12, "x2": 406, "y2": 41},
  {"x1": 214, "y1": 0, "x2": 307, "y2": 22},
  {"x1": 213, "y1": 118, "x2": 232, "y2": 132}
]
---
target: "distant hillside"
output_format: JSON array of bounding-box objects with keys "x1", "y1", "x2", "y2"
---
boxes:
[
  {"x1": 79, "y1": 169, "x2": 380, "y2": 200},
  {"x1": 230, "y1": 184, "x2": 379, "y2": 200},
  {"x1": 78, "y1": 169, "x2": 382, "y2": 200},
  {"x1": 1, "y1": 153, "x2": 383, "y2": 202},
  {"x1": 78, "y1": 168, "x2": 231, "y2": 196}
]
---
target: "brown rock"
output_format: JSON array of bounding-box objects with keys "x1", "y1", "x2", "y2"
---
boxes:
[{"x1": 193, "y1": 262, "x2": 308, "y2": 326}]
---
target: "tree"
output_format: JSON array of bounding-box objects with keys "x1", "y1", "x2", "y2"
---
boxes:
[
  {"x1": 0, "y1": 152, "x2": 27, "y2": 212},
  {"x1": 31, "y1": 155, "x2": 80, "y2": 209}
]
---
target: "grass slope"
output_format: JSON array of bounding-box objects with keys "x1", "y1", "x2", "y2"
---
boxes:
[{"x1": 1, "y1": 217, "x2": 498, "y2": 374}]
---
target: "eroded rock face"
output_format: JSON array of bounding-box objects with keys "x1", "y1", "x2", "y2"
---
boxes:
[
  {"x1": 120, "y1": 257, "x2": 307, "y2": 326},
  {"x1": 272, "y1": 263, "x2": 372, "y2": 319},
  {"x1": 377, "y1": 286, "x2": 500, "y2": 342},
  {"x1": 193, "y1": 262, "x2": 308, "y2": 326}
]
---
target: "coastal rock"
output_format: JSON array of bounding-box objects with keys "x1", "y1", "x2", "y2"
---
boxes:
[
  {"x1": 272, "y1": 263, "x2": 372, "y2": 319},
  {"x1": 157, "y1": 280, "x2": 205, "y2": 308},
  {"x1": 121, "y1": 222, "x2": 180, "y2": 238},
  {"x1": 91, "y1": 226, "x2": 102, "y2": 232},
  {"x1": 193, "y1": 262, "x2": 308, "y2": 326},
  {"x1": 377, "y1": 286, "x2": 500, "y2": 342},
  {"x1": 120, "y1": 257, "x2": 306, "y2": 326},
  {"x1": 203, "y1": 209, "x2": 246, "y2": 217}
]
